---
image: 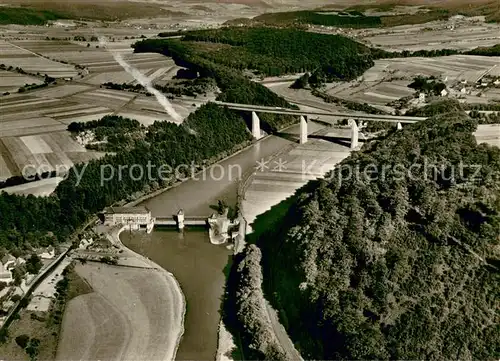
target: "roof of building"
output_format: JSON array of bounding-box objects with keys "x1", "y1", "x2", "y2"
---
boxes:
[
  {"x1": 104, "y1": 206, "x2": 150, "y2": 215},
  {"x1": 1, "y1": 254, "x2": 15, "y2": 264},
  {"x1": 0, "y1": 272, "x2": 12, "y2": 279}
]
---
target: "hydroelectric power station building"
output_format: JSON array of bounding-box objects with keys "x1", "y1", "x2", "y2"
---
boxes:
[{"x1": 103, "y1": 206, "x2": 155, "y2": 233}]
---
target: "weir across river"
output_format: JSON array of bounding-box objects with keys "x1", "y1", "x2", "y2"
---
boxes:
[{"x1": 155, "y1": 216, "x2": 208, "y2": 227}]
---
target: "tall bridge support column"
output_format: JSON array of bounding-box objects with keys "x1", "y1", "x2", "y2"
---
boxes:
[
  {"x1": 299, "y1": 115, "x2": 308, "y2": 144},
  {"x1": 397, "y1": 122, "x2": 403, "y2": 130},
  {"x1": 348, "y1": 118, "x2": 359, "y2": 149},
  {"x1": 251, "y1": 111, "x2": 261, "y2": 140}
]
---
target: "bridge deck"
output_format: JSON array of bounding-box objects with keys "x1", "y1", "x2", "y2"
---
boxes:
[
  {"x1": 155, "y1": 216, "x2": 208, "y2": 226},
  {"x1": 214, "y1": 101, "x2": 426, "y2": 123}
]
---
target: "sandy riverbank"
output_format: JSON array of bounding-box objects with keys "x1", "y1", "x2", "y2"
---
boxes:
[
  {"x1": 112, "y1": 226, "x2": 186, "y2": 361},
  {"x1": 56, "y1": 226, "x2": 186, "y2": 361}
]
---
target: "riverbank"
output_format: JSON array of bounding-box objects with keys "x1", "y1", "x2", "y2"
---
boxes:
[
  {"x1": 126, "y1": 138, "x2": 258, "y2": 208},
  {"x1": 57, "y1": 225, "x2": 186, "y2": 361},
  {"x1": 121, "y1": 228, "x2": 231, "y2": 360},
  {"x1": 109, "y1": 226, "x2": 186, "y2": 361},
  {"x1": 127, "y1": 119, "x2": 306, "y2": 210}
]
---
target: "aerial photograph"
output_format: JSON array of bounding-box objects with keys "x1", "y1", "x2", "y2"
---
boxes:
[{"x1": 0, "y1": 0, "x2": 498, "y2": 360}]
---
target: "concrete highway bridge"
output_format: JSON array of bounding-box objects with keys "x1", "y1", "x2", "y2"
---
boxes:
[{"x1": 214, "y1": 101, "x2": 427, "y2": 148}]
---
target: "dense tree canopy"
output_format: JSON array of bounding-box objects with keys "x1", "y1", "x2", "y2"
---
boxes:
[
  {"x1": 408, "y1": 75, "x2": 447, "y2": 96},
  {"x1": 134, "y1": 27, "x2": 374, "y2": 81},
  {"x1": 466, "y1": 44, "x2": 500, "y2": 56},
  {"x1": 252, "y1": 10, "x2": 382, "y2": 28},
  {"x1": 182, "y1": 27, "x2": 374, "y2": 80},
  {"x1": 254, "y1": 105, "x2": 500, "y2": 360},
  {"x1": 406, "y1": 98, "x2": 464, "y2": 117}
]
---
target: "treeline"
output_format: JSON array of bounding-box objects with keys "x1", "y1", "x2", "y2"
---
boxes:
[
  {"x1": 465, "y1": 44, "x2": 500, "y2": 56},
  {"x1": 157, "y1": 30, "x2": 186, "y2": 37},
  {"x1": 378, "y1": 48, "x2": 460, "y2": 58},
  {"x1": 311, "y1": 89, "x2": 388, "y2": 115},
  {"x1": 250, "y1": 6, "x2": 500, "y2": 28},
  {"x1": 406, "y1": 98, "x2": 463, "y2": 117},
  {"x1": 103, "y1": 68, "x2": 215, "y2": 99},
  {"x1": 0, "y1": 104, "x2": 252, "y2": 251},
  {"x1": 0, "y1": 7, "x2": 66, "y2": 25},
  {"x1": 68, "y1": 115, "x2": 141, "y2": 133},
  {"x1": 225, "y1": 245, "x2": 288, "y2": 361},
  {"x1": 180, "y1": 27, "x2": 374, "y2": 80},
  {"x1": 464, "y1": 102, "x2": 500, "y2": 111},
  {"x1": 468, "y1": 110, "x2": 500, "y2": 124},
  {"x1": 380, "y1": 8, "x2": 451, "y2": 27},
  {"x1": 237, "y1": 8, "x2": 471, "y2": 28},
  {"x1": 68, "y1": 115, "x2": 143, "y2": 152},
  {"x1": 101, "y1": 82, "x2": 145, "y2": 93},
  {"x1": 0, "y1": 64, "x2": 56, "y2": 95},
  {"x1": 19, "y1": 74, "x2": 56, "y2": 93},
  {"x1": 253, "y1": 101, "x2": 500, "y2": 360},
  {"x1": 310, "y1": 90, "x2": 393, "y2": 132},
  {"x1": 253, "y1": 10, "x2": 382, "y2": 28},
  {"x1": 155, "y1": 77, "x2": 216, "y2": 97}
]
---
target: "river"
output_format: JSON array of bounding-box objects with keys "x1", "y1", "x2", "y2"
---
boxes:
[{"x1": 121, "y1": 130, "x2": 303, "y2": 360}]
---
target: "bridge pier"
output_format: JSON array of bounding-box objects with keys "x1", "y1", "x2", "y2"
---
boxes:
[
  {"x1": 177, "y1": 209, "x2": 185, "y2": 230},
  {"x1": 251, "y1": 111, "x2": 261, "y2": 140},
  {"x1": 397, "y1": 122, "x2": 403, "y2": 130},
  {"x1": 299, "y1": 115, "x2": 308, "y2": 144},
  {"x1": 348, "y1": 119, "x2": 359, "y2": 149}
]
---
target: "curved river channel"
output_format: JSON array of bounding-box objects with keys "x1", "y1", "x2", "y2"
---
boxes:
[{"x1": 121, "y1": 128, "x2": 305, "y2": 360}]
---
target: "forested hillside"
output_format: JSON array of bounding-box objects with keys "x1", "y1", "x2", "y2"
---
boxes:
[
  {"x1": 245, "y1": 1, "x2": 500, "y2": 27},
  {"x1": 253, "y1": 103, "x2": 500, "y2": 360},
  {"x1": 0, "y1": 7, "x2": 66, "y2": 25},
  {"x1": 0, "y1": 104, "x2": 252, "y2": 251},
  {"x1": 251, "y1": 10, "x2": 382, "y2": 28},
  {"x1": 133, "y1": 27, "x2": 376, "y2": 127},
  {"x1": 182, "y1": 27, "x2": 374, "y2": 80}
]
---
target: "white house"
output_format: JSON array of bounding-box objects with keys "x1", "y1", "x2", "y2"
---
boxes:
[
  {"x1": 0, "y1": 263, "x2": 13, "y2": 284},
  {"x1": 78, "y1": 238, "x2": 93, "y2": 249},
  {"x1": 39, "y1": 246, "x2": 55, "y2": 260},
  {"x1": 1, "y1": 255, "x2": 15, "y2": 270},
  {"x1": 440, "y1": 89, "x2": 448, "y2": 97}
]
